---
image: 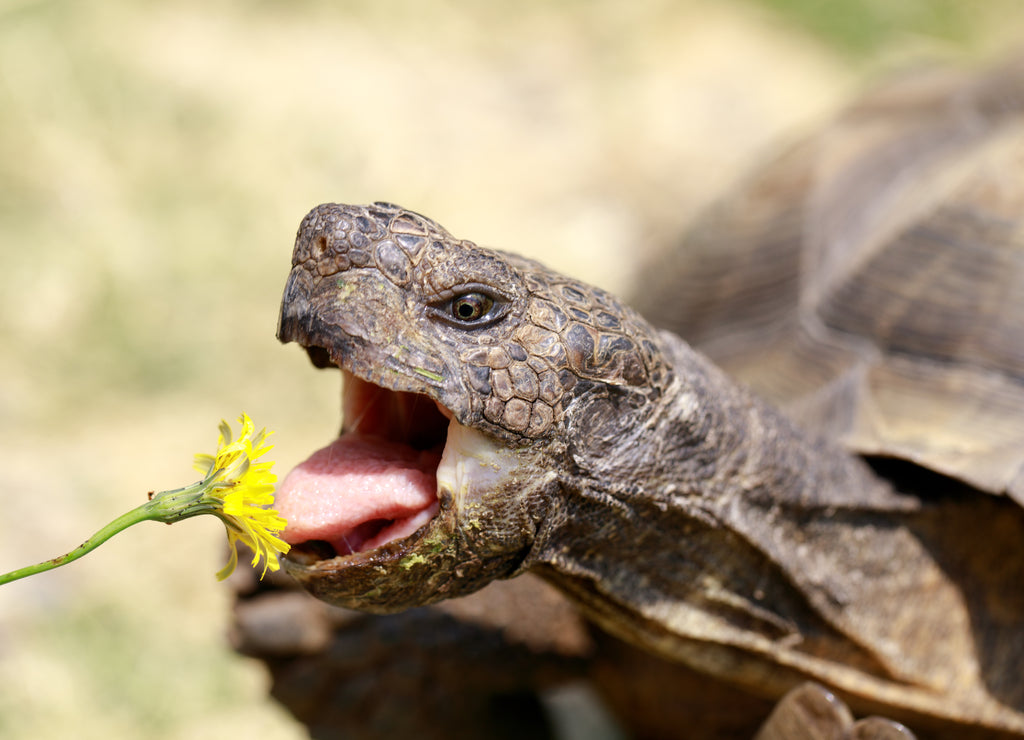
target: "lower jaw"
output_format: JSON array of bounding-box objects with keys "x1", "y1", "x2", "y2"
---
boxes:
[
  {"x1": 279, "y1": 499, "x2": 468, "y2": 613},
  {"x1": 280, "y1": 505, "x2": 535, "y2": 615}
]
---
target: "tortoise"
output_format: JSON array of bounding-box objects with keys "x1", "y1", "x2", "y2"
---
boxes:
[{"x1": 232, "y1": 56, "x2": 1024, "y2": 739}]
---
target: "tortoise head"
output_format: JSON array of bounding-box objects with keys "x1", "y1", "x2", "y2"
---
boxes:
[{"x1": 275, "y1": 202, "x2": 673, "y2": 612}]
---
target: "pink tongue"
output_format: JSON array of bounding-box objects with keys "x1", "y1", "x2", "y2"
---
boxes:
[{"x1": 274, "y1": 434, "x2": 441, "y2": 551}]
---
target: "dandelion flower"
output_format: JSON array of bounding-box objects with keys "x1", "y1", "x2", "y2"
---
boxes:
[
  {"x1": 0, "y1": 413, "x2": 290, "y2": 586},
  {"x1": 189, "y1": 413, "x2": 290, "y2": 579}
]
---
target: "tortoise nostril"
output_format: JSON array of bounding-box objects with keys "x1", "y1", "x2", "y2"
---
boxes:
[{"x1": 312, "y1": 234, "x2": 328, "y2": 259}]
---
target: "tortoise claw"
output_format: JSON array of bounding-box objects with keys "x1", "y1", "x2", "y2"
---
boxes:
[
  {"x1": 754, "y1": 683, "x2": 853, "y2": 740},
  {"x1": 755, "y1": 683, "x2": 917, "y2": 740},
  {"x1": 849, "y1": 716, "x2": 917, "y2": 740}
]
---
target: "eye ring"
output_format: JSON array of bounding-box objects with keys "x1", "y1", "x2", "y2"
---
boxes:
[{"x1": 451, "y1": 293, "x2": 493, "y2": 322}]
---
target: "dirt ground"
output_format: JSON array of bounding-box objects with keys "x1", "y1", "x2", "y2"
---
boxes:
[{"x1": 0, "y1": 1, "x2": 1019, "y2": 737}]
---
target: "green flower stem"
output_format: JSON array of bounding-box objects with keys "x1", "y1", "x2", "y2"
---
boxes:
[{"x1": 0, "y1": 482, "x2": 214, "y2": 587}]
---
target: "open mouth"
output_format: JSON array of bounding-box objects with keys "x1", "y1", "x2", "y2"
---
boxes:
[{"x1": 275, "y1": 368, "x2": 452, "y2": 564}]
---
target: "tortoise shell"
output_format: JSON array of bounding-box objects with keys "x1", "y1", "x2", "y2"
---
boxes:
[{"x1": 634, "y1": 56, "x2": 1024, "y2": 504}]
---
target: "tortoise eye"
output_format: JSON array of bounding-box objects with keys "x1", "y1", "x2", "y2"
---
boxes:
[
  {"x1": 451, "y1": 293, "x2": 493, "y2": 323},
  {"x1": 429, "y1": 285, "x2": 509, "y2": 328}
]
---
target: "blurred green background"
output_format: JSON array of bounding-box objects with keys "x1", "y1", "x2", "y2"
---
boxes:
[{"x1": 0, "y1": 0, "x2": 1019, "y2": 737}]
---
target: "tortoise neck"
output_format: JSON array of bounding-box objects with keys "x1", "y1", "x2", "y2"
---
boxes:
[
  {"x1": 527, "y1": 334, "x2": 917, "y2": 694},
  {"x1": 655, "y1": 342, "x2": 907, "y2": 515},
  {"x1": 554, "y1": 336, "x2": 906, "y2": 518}
]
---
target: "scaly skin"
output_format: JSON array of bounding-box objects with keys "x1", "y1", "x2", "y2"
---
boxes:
[{"x1": 277, "y1": 202, "x2": 1024, "y2": 737}]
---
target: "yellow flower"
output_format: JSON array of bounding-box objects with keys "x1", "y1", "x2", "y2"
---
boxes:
[
  {"x1": 193, "y1": 413, "x2": 290, "y2": 580},
  {"x1": 0, "y1": 412, "x2": 290, "y2": 588}
]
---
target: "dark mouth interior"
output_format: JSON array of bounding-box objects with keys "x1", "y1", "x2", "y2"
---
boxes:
[
  {"x1": 281, "y1": 355, "x2": 450, "y2": 563},
  {"x1": 295, "y1": 518, "x2": 395, "y2": 561},
  {"x1": 344, "y1": 377, "x2": 450, "y2": 451}
]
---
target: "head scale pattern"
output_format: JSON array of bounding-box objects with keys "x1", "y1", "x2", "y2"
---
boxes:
[{"x1": 289, "y1": 202, "x2": 673, "y2": 439}]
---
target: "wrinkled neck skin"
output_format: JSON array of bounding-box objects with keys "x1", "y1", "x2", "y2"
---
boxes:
[
  {"x1": 526, "y1": 331, "x2": 906, "y2": 642},
  {"x1": 526, "y1": 333, "x2": 1024, "y2": 733}
]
